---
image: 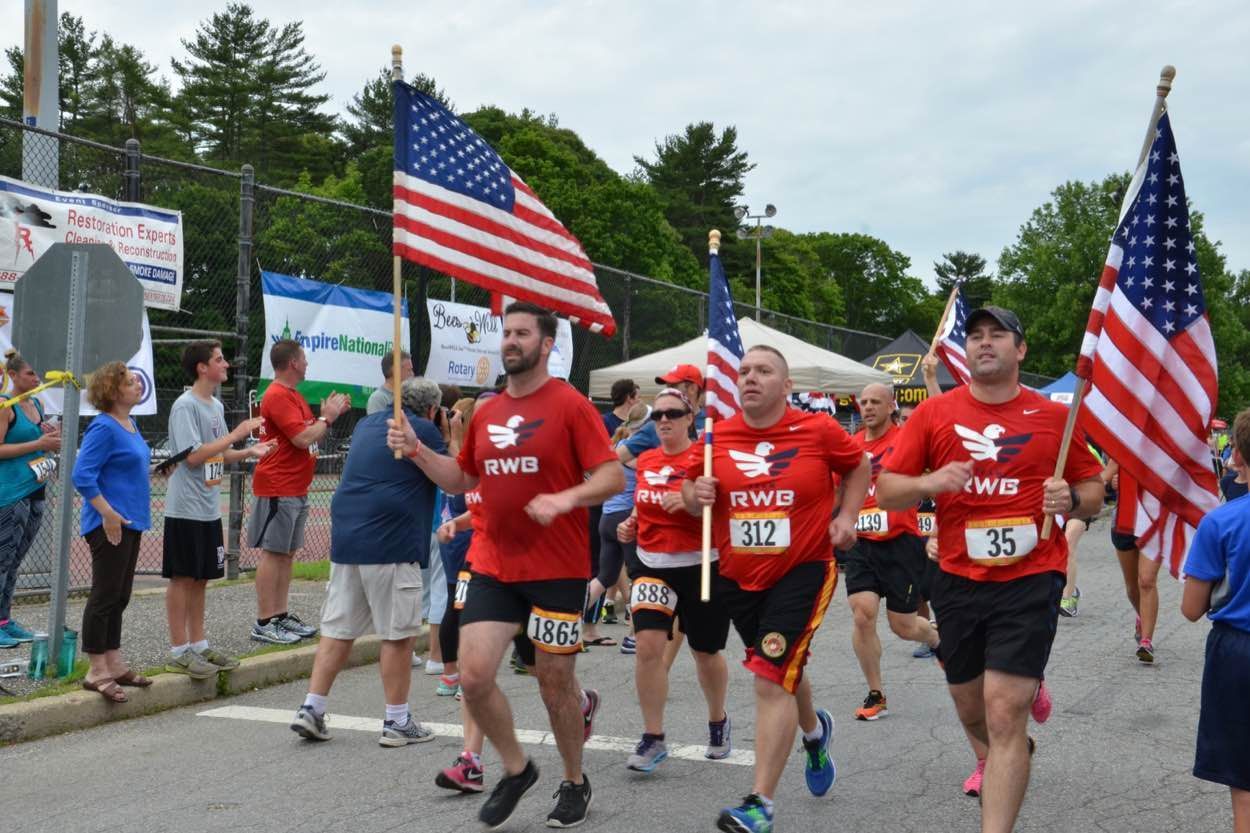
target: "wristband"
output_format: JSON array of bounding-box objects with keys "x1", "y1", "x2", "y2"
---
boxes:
[
  {"x1": 316, "y1": 416, "x2": 328, "y2": 425},
  {"x1": 406, "y1": 445, "x2": 421, "y2": 459},
  {"x1": 1068, "y1": 486, "x2": 1080, "y2": 514}
]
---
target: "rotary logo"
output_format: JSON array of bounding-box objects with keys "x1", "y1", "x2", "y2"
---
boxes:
[{"x1": 475, "y1": 356, "x2": 491, "y2": 386}]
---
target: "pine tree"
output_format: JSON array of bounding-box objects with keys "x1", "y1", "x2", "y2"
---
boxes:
[{"x1": 933, "y1": 250, "x2": 994, "y2": 308}]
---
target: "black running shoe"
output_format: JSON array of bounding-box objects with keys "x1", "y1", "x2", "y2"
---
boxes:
[
  {"x1": 546, "y1": 775, "x2": 592, "y2": 828},
  {"x1": 479, "y1": 758, "x2": 539, "y2": 830}
]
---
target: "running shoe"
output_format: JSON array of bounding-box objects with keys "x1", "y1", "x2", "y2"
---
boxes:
[
  {"x1": 619, "y1": 635, "x2": 637, "y2": 655},
  {"x1": 1137, "y1": 638, "x2": 1155, "y2": 664},
  {"x1": 963, "y1": 759, "x2": 986, "y2": 797},
  {"x1": 411, "y1": 652, "x2": 424, "y2": 668},
  {"x1": 602, "y1": 600, "x2": 618, "y2": 625},
  {"x1": 511, "y1": 649, "x2": 530, "y2": 675},
  {"x1": 436, "y1": 675, "x2": 460, "y2": 696},
  {"x1": 1031, "y1": 679, "x2": 1053, "y2": 724},
  {"x1": 380, "y1": 716, "x2": 436, "y2": 747},
  {"x1": 1134, "y1": 615, "x2": 1142, "y2": 644},
  {"x1": 912, "y1": 642, "x2": 936, "y2": 658},
  {"x1": 425, "y1": 659, "x2": 445, "y2": 675},
  {"x1": 436, "y1": 754, "x2": 485, "y2": 793},
  {"x1": 854, "y1": 690, "x2": 888, "y2": 721},
  {"x1": 166, "y1": 650, "x2": 218, "y2": 680},
  {"x1": 706, "y1": 715, "x2": 732, "y2": 760},
  {"x1": 0, "y1": 619, "x2": 35, "y2": 642},
  {"x1": 0, "y1": 631, "x2": 17, "y2": 649},
  {"x1": 546, "y1": 776, "x2": 592, "y2": 828},
  {"x1": 802, "y1": 708, "x2": 836, "y2": 796},
  {"x1": 1058, "y1": 596, "x2": 1078, "y2": 617},
  {"x1": 479, "y1": 759, "x2": 539, "y2": 829},
  {"x1": 290, "y1": 705, "x2": 330, "y2": 741},
  {"x1": 716, "y1": 794, "x2": 773, "y2": 833},
  {"x1": 582, "y1": 688, "x2": 600, "y2": 742},
  {"x1": 200, "y1": 647, "x2": 240, "y2": 670},
  {"x1": 626, "y1": 734, "x2": 668, "y2": 772},
  {"x1": 274, "y1": 613, "x2": 317, "y2": 638},
  {"x1": 251, "y1": 620, "x2": 300, "y2": 645}
]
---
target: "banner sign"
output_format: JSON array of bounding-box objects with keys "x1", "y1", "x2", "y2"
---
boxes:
[
  {"x1": 0, "y1": 175, "x2": 184, "y2": 311},
  {"x1": 424, "y1": 298, "x2": 573, "y2": 387},
  {"x1": 0, "y1": 291, "x2": 157, "y2": 415},
  {"x1": 259, "y1": 272, "x2": 410, "y2": 408}
]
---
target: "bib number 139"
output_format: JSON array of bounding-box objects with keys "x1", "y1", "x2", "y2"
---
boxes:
[{"x1": 527, "y1": 607, "x2": 582, "y2": 654}]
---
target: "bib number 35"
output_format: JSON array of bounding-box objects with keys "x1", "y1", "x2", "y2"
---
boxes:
[
  {"x1": 527, "y1": 606, "x2": 582, "y2": 654},
  {"x1": 965, "y1": 517, "x2": 1038, "y2": 566}
]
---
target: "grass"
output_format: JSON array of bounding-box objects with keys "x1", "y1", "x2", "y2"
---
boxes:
[
  {"x1": 0, "y1": 658, "x2": 90, "y2": 705},
  {"x1": 291, "y1": 560, "x2": 330, "y2": 582}
]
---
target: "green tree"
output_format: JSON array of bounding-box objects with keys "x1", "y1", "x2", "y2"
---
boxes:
[
  {"x1": 934, "y1": 250, "x2": 994, "y2": 309},
  {"x1": 342, "y1": 68, "x2": 452, "y2": 156},
  {"x1": 633, "y1": 122, "x2": 754, "y2": 273},
  {"x1": 806, "y1": 232, "x2": 932, "y2": 336}
]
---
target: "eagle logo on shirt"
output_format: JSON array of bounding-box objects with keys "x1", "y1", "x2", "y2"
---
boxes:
[
  {"x1": 728, "y1": 442, "x2": 800, "y2": 479},
  {"x1": 642, "y1": 466, "x2": 677, "y2": 487},
  {"x1": 954, "y1": 424, "x2": 1032, "y2": 462},
  {"x1": 487, "y1": 415, "x2": 544, "y2": 449},
  {"x1": 869, "y1": 449, "x2": 891, "y2": 478}
]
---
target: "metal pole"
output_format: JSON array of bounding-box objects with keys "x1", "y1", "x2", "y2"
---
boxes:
[
  {"x1": 226, "y1": 164, "x2": 254, "y2": 580},
  {"x1": 21, "y1": 0, "x2": 58, "y2": 187},
  {"x1": 622, "y1": 272, "x2": 631, "y2": 361},
  {"x1": 46, "y1": 249, "x2": 87, "y2": 671},
  {"x1": 123, "y1": 138, "x2": 140, "y2": 201},
  {"x1": 754, "y1": 218, "x2": 762, "y2": 322}
]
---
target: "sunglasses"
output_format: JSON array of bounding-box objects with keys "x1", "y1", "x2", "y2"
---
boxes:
[{"x1": 651, "y1": 408, "x2": 691, "y2": 422}]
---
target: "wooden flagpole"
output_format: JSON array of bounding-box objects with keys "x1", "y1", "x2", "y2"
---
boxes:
[
  {"x1": 1040, "y1": 64, "x2": 1175, "y2": 539},
  {"x1": 390, "y1": 44, "x2": 405, "y2": 459},
  {"x1": 700, "y1": 229, "x2": 721, "y2": 602},
  {"x1": 927, "y1": 281, "x2": 961, "y2": 358}
]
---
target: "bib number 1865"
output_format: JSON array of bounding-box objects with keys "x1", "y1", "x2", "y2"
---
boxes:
[{"x1": 527, "y1": 607, "x2": 582, "y2": 654}]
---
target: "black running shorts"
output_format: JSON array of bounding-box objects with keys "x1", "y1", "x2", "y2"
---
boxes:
[
  {"x1": 162, "y1": 517, "x2": 225, "y2": 580},
  {"x1": 630, "y1": 560, "x2": 730, "y2": 653},
  {"x1": 841, "y1": 534, "x2": 927, "y2": 614}
]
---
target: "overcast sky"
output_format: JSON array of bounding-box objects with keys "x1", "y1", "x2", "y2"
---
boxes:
[{"x1": 6, "y1": 0, "x2": 1248, "y2": 286}]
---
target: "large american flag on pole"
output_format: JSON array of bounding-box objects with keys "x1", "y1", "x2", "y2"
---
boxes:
[
  {"x1": 392, "y1": 81, "x2": 616, "y2": 335},
  {"x1": 935, "y1": 283, "x2": 972, "y2": 385},
  {"x1": 705, "y1": 247, "x2": 744, "y2": 420},
  {"x1": 1076, "y1": 111, "x2": 1219, "y2": 577}
]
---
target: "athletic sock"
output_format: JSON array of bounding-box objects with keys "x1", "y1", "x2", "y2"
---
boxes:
[
  {"x1": 171, "y1": 643, "x2": 190, "y2": 657},
  {"x1": 464, "y1": 750, "x2": 482, "y2": 768},
  {"x1": 303, "y1": 693, "x2": 328, "y2": 717},
  {"x1": 257, "y1": 617, "x2": 271, "y2": 627},
  {"x1": 385, "y1": 703, "x2": 409, "y2": 726},
  {"x1": 802, "y1": 725, "x2": 823, "y2": 743},
  {"x1": 756, "y1": 794, "x2": 774, "y2": 813},
  {"x1": 643, "y1": 732, "x2": 665, "y2": 742},
  {"x1": 191, "y1": 640, "x2": 209, "y2": 653}
]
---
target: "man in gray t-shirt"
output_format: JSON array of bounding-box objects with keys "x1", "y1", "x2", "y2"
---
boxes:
[
  {"x1": 366, "y1": 350, "x2": 413, "y2": 414},
  {"x1": 162, "y1": 341, "x2": 273, "y2": 679}
]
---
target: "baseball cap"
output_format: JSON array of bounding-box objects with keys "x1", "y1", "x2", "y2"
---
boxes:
[
  {"x1": 655, "y1": 364, "x2": 704, "y2": 388},
  {"x1": 965, "y1": 305, "x2": 1025, "y2": 340}
]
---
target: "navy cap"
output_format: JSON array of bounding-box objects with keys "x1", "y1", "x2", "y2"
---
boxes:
[{"x1": 965, "y1": 305, "x2": 1024, "y2": 340}]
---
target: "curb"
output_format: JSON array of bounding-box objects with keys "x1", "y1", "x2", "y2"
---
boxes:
[{"x1": 0, "y1": 633, "x2": 426, "y2": 745}]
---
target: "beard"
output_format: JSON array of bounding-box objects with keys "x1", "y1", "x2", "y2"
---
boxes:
[{"x1": 502, "y1": 342, "x2": 543, "y2": 375}]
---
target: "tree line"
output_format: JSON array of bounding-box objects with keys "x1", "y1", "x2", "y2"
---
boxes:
[{"x1": 2, "y1": 4, "x2": 1246, "y2": 413}]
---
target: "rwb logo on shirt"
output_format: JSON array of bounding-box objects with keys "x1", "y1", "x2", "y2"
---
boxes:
[
  {"x1": 954, "y1": 424, "x2": 1032, "y2": 463},
  {"x1": 728, "y1": 442, "x2": 799, "y2": 479},
  {"x1": 487, "y1": 415, "x2": 543, "y2": 449},
  {"x1": 642, "y1": 466, "x2": 677, "y2": 487}
]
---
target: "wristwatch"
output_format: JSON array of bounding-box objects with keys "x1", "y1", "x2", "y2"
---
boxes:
[{"x1": 316, "y1": 416, "x2": 328, "y2": 425}]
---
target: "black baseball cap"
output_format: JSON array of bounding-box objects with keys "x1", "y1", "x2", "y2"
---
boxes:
[{"x1": 965, "y1": 305, "x2": 1025, "y2": 340}]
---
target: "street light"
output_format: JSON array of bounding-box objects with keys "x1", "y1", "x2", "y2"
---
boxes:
[{"x1": 735, "y1": 203, "x2": 777, "y2": 321}]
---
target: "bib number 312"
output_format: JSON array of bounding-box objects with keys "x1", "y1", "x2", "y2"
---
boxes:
[
  {"x1": 729, "y1": 512, "x2": 790, "y2": 554},
  {"x1": 527, "y1": 607, "x2": 582, "y2": 654}
]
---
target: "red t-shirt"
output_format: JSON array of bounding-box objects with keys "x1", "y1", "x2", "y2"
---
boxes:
[
  {"x1": 634, "y1": 445, "x2": 703, "y2": 556},
  {"x1": 856, "y1": 424, "x2": 919, "y2": 541},
  {"x1": 688, "y1": 408, "x2": 865, "y2": 591},
  {"x1": 252, "y1": 383, "x2": 316, "y2": 497},
  {"x1": 463, "y1": 489, "x2": 484, "y2": 570},
  {"x1": 457, "y1": 379, "x2": 615, "y2": 582},
  {"x1": 883, "y1": 385, "x2": 1103, "y2": 582}
]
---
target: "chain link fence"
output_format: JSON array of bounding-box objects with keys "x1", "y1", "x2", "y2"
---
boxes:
[{"x1": 2, "y1": 118, "x2": 1048, "y2": 597}]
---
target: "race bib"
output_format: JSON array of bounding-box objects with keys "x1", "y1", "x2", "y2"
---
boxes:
[
  {"x1": 27, "y1": 455, "x2": 57, "y2": 484},
  {"x1": 729, "y1": 511, "x2": 790, "y2": 554},
  {"x1": 630, "y1": 577, "x2": 677, "y2": 616},
  {"x1": 965, "y1": 516, "x2": 1038, "y2": 566},
  {"x1": 917, "y1": 512, "x2": 936, "y2": 535},
  {"x1": 527, "y1": 606, "x2": 582, "y2": 654},
  {"x1": 856, "y1": 509, "x2": 889, "y2": 535},
  {"x1": 453, "y1": 571, "x2": 471, "y2": 611},
  {"x1": 203, "y1": 454, "x2": 224, "y2": 487}
]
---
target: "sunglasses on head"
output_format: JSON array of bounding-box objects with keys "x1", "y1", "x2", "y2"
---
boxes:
[{"x1": 651, "y1": 408, "x2": 691, "y2": 422}]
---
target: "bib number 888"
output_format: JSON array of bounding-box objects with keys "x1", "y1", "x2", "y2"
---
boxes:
[{"x1": 527, "y1": 607, "x2": 582, "y2": 654}]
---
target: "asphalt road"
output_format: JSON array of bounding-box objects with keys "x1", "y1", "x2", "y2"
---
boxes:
[{"x1": 1, "y1": 516, "x2": 1232, "y2": 832}]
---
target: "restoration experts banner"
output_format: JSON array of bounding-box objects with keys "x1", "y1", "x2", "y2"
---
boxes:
[
  {"x1": 0, "y1": 175, "x2": 184, "y2": 311},
  {"x1": 259, "y1": 272, "x2": 410, "y2": 408},
  {"x1": 424, "y1": 298, "x2": 573, "y2": 387},
  {"x1": 0, "y1": 291, "x2": 157, "y2": 416}
]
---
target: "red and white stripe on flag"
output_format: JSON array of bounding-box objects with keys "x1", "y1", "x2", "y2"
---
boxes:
[{"x1": 706, "y1": 339, "x2": 741, "y2": 419}]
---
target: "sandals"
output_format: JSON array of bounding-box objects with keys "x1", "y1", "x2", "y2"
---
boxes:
[
  {"x1": 115, "y1": 670, "x2": 153, "y2": 688},
  {"x1": 82, "y1": 677, "x2": 128, "y2": 703},
  {"x1": 584, "y1": 636, "x2": 618, "y2": 647}
]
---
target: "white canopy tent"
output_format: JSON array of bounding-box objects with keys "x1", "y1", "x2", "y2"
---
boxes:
[{"x1": 589, "y1": 317, "x2": 892, "y2": 400}]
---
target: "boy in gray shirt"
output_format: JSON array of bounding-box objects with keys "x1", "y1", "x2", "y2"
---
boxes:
[{"x1": 163, "y1": 341, "x2": 273, "y2": 677}]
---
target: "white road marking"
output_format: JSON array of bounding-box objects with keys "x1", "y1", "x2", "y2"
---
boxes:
[{"x1": 197, "y1": 705, "x2": 755, "y2": 766}]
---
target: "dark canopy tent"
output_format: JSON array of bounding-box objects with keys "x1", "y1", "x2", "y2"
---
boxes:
[{"x1": 861, "y1": 329, "x2": 958, "y2": 406}]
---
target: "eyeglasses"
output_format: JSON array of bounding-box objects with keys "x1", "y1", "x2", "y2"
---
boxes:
[{"x1": 651, "y1": 408, "x2": 691, "y2": 422}]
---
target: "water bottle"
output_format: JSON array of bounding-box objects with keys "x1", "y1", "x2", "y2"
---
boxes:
[
  {"x1": 57, "y1": 628, "x2": 78, "y2": 678},
  {"x1": 27, "y1": 633, "x2": 49, "y2": 679}
]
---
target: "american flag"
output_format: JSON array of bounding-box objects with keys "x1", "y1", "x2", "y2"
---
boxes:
[
  {"x1": 391, "y1": 81, "x2": 616, "y2": 335},
  {"x1": 934, "y1": 283, "x2": 972, "y2": 384},
  {"x1": 1076, "y1": 111, "x2": 1219, "y2": 577},
  {"x1": 705, "y1": 247, "x2": 744, "y2": 420}
]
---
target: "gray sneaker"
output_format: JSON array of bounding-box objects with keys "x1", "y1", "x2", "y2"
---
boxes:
[
  {"x1": 291, "y1": 705, "x2": 330, "y2": 741},
  {"x1": 274, "y1": 613, "x2": 317, "y2": 639},
  {"x1": 199, "y1": 647, "x2": 240, "y2": 670},
  {"x1": 626, "y1": 735, "x2": 668, "y2": 773},
  {"x1": 251, "y1": 621, "x2": 300, "y2": 645},
  {"x1": 379, "y1": 716, "x2": 436, "y2": 747},
  {"x1": 166, "y1": 650, "x2": 218, "y2": 680}
]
